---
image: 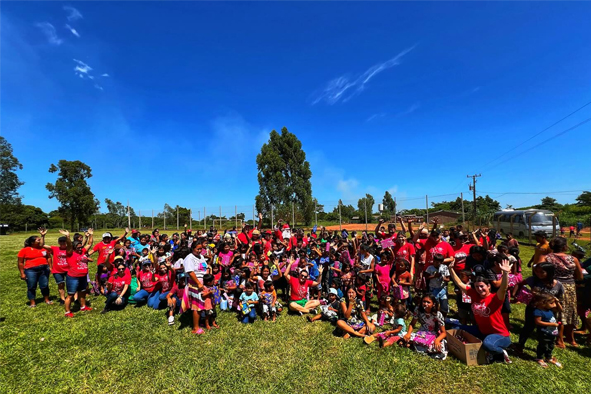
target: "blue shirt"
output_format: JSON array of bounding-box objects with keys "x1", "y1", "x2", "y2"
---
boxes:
[{"x1": 534, "y1": 308, "x2": 558, "y2": 336}]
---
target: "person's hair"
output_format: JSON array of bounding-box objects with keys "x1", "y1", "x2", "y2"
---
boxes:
[
  {"x1": 264, "y1": 281, "x2": 273, "y2": 291},
  {"x1": 191, "y1": 241, "x2": 202, "y2": 251},
  {"x1": 345, "y1": 285, "x2": 356, "y2": 297},
  {"x1": 508, "y1": 247, "x2": 520, "y2": 257},
  {"x1": 532, "y1": 292, "x2": 556, "y2": 310},
  {"x1": 203, "y1": 273, "x2": 214, "y2": 285},
  {"x1": 152, "y1": 229, "x2": 159, "y2": 235},
  {"x1": 535, "y1": 262, "x2": 556, "y2": 284},
  {"x1": 549, "y1": 237, "x2": 567, "y2": 253},
  {"x1": 245, "y1": 282, "x2": 254, "y2": 290},
  {"x1": 116, "y1": 261, "x2": 126, "y2": 270},
  {"x1": 497, "y1": 245, "x2": 509, "y2": 254},
  {"x1": 433, "y1": 253, "x2": 444, "y2": 262},
  {"x1": 472, "y1": 276, "x2": 491, "y2": 287},
  {"x1": 97, "y1": 263, "x2": 108, "y2": 273},
  {"x1": 394, "y1": 303, "x2": 407, "y2": 318},
  {"x1": 58, "y1": 236, "x2": 67, "y2": 243},
  {"x1": 24, "y1": 236, "x2": 40, "y2": 247},
  {"x1": 469, "y1": 245, "x2": 486, "y2": 257},
  {"x1": 173, "y1": 246, "x2": 190, "y2": 261},
  {"x1": 418, "y1": 294, "x2": 439, "y2": 315},
  {"x1": 73, "y1": 241, "x2": 83, "y2": 250},
  {"x1": 460, "y1": 270, "x2": 472, "y2": 279},
  {"x1": 397, "y1": 259, "x2": 410, "y2": 271}
]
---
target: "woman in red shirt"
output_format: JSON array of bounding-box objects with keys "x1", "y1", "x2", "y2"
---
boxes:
[
  {"x1": 102, "y1": 261, "x2": 131, "y2": 313},
  {"x1": 17, "y1": 228, "x2": 53, "y2": 307},
  {"x1": 62, "y1": 229, "x2": 94, "y2": 318},
  {"x1": 449, "y1": 258, "x2": 513, "y2": 364}
]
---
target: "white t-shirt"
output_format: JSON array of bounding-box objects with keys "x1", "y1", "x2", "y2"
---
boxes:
[
  {"x1": 183, "y1": 253, "x2": 208, "y2": 282},
  {"x1": 360, "y1": 254, "x2": 374, "y2": 269},
  {"x1": 426, "y1": 264, "x2": 450, "y2": 289}
]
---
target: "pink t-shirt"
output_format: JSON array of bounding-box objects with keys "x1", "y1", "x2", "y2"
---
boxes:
[{"x1": 374, "y1": 262, "x2": 393, "y2": 289}]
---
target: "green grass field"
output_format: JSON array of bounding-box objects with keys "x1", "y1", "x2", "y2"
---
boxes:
[{"x1": 1, "y1": 231, "x2": 590, "y2": 394}]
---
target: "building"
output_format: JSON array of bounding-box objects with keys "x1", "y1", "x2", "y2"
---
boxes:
[{"x1": 424, "y1": 210, "x2": 461, "y2": 225}]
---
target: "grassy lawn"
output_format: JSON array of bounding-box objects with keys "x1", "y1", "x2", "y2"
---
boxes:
[{"x1": 1, "y1": 231, "x2": 591, "y2": 394}]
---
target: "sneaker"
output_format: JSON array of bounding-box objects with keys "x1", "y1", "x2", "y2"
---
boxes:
[
  {"x1": 502, "y1": 350, "x2": 512, "y2": 364},
  {"x1": 168, "y1": 316, "x2": 175, "y2": 325},
  {"x1": 546, "y1": 357, "x2": 562, "y2": 368},
  {"x1": 80, "y1": 306, "x2": 93, "y2": 312},
  {"x1": 64, "y1": 311, "x2": 74, "y2": 318}
]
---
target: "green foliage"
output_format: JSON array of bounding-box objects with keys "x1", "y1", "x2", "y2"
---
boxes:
[
  {"x1": 382, "y1": 191, "x2": 396, "y2": 214},
  {"x1": 0, "y1": 204, "x2": 48, "y2": 231},
  {"x1": 357, "y1": 194, "x2": 375, "y2": 223},
  {"x1": 256, "y1": 128, "x2": 313, "y2": 224},
  {"x1": 45, "y1": 160, "x2": 100, "y2": 231},
  {"x1": 0, "y1": 136, "x2": 24, "y2": 205},
  {"x1": 576, "y1": 191, "x2": 591, "y2": 207},
  {"x1": 537, "y1": 196, "x2": 563, "y2": 212}
]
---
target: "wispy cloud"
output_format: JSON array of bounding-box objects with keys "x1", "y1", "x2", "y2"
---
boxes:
[
  {"x1": 101, "y1": 73, "x2": 110, "y2": 77},
  {"x1": 311, "y1": 45, "x2": 416, "y2": 105},
  {"x1": 73, "y1": 59, "x2": 93, "y2": 77},
  {"x1": 65, "y1": 24, "x2": 80, "y2": 37},
  {"x1": 94, "y1": 84, "x2": 104, "y2": 91},
  {"x1": 63, "y1": 6, "x2": 83, "y2": 22},
  {"x1": 394, "y1": 102, "x2": 420, "y2": 117},
  {"x1": 366, "y1": 113, "x2": 386, "y2": 122},
  {"x1": 35, "y1": 22, "x2": 63, "y2": 45}
]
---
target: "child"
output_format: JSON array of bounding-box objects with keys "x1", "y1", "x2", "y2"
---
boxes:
[
  {"x1": 370, "y1": 294, "x2": 395, "y2": 328},
  {"x1": 260, "y1": 281, "x2": 277, "y2": 321},
  {"x1": 533, "y1": 293, "x2": 563, "y2": 368},
  {"x1": 403, "y1": 294, "x2": 447, "y2": 360},
  {"x1": 307, "y1": 288, "x2": 340, "y2": 323},
  {"x1": 166, "y1": 272, "x2": 187, "y2": 325},
  {"x1": 93, "y1": 263, "x2": 110, "y2": 296},
  {"x1": 365, "y1": 303, "x2": 408, "y2": 348},
  {"x1": 220, "y1": 267, "x2": 238, "y2": 311},
  {"x1": 455, "y1": 270, "x2": 473, "y2": 325},
  {"x1": 340, "y1": 264, "x2": 355, "y2": 293},
  {"x1": 239, "y1": 283, "x2": 259, "y2": 324},
  {"x1": 199, "y1": 274, "x2": 218, "y2": 330},
  {"x1": 391, "y1": 259, "x2": 412, "y2": 305},
  {"x1": 425, "y1": 254, "x2": 450, "y2": 316}
]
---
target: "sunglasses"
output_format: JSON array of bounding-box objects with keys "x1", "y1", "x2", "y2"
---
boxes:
[{"x1": 300, "y1": 275, "x2": 308, "y2": 279}]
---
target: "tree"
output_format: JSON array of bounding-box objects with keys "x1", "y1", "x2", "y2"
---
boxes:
[
  {"x1": 382, "y1": 191, "x2": 396, "y2": 215},
  {"x1": 0, "y1": 204, "x2": 48, "y2": 231},
  {"x1": 46, "y1": 160, "x2": 99, "y2": 231},
  {"x1": 538, "y1": 196, "x2": 562, "y2": 212},
  {"x1": 576, "y1": 191, "x2": 591, "y2": 207},
  {"x1": 256, "y1": 127, "x2": 313, "y2": 224},
  {"x1": 357, "y1": 194, "x2": 375, "y2": 217},
  {"x1": 104, "y1": 198, "x2": 127, "y2": 228},
  {"x1": 0, "y1": 136, "x2": 24, "y2": 205}
]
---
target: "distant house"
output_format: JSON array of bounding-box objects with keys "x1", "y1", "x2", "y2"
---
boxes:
[{"x1": 424, "y1": 210, "x2": 461, "y2": 224}]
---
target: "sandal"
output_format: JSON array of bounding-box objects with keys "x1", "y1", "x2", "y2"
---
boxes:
[
  {"x1": 191, "y1": 328, "x2": 205, "y2": 335},
  {"x1": 536, "y1": 359, "x2": 548, "y2": 368},
  {"x1": 546, "y1": 358, "x2": 562, "y2": 368},
  {"x1": 364, "y1": 336, "x2": 376, "y2": 345}
]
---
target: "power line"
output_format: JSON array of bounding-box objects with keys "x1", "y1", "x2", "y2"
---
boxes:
[
  {"x1": 478, "y1": 99, "x2": 591, "y2": 173},
  {"x1": 478, "y1": 189, "x2": 586, "y2": 195},
  {"x1": 481, "y1": 116, "x2": 591, "y2": 173}
]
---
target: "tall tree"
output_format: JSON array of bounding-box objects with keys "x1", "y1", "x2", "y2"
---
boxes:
[
  {"x1": 0, "y1": 136, "x2": 24, "y2": 205},
  {"x1": 576, "y1": 191, "x2": 591, "y2": 207},
  {"x1": 538, "y1": 196, "x2": 562, "y2": 212},
  {"x1": 357, "y1": 194, "x2": 375, "y2": 215},
  {"x1": 256, "y1": 127, "x2": 313, "y2": 224},
  {"x1": 46, "y1": 160, "x2": 99, "y2": 230},
  {"x1": 382, "y1": 191, "x2": 396, "y2": 214}
]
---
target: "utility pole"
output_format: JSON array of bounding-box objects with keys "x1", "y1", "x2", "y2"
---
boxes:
[
  {"x1": 176, "y1": 206, "x2": 179, "y2": 230},
  {"x1": 425, "y1": 195, "x2": 429, "y2": 224},
  {"x1": 467, "y1": 174, "x2": 481, "y2": 220},
  {"x1": 460, "y1": 193, "x2": 465, "y2": 226}
]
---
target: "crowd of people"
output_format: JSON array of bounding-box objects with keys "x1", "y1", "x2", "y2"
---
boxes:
[{"x1": 16, "y1": 214, "x2": 591, "y2": 367}]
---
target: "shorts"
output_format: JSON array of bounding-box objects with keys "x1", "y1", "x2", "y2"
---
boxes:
[
  {"x1": 66, "y1": 275, "x2": 88, "y2": 295},
  {"x1": 262, "y1": 304, "x2": 277, "y2": 315},
  {"x1": 53, "y1": 273, "x2": 66, "y2": 285},
  {"x1": 292, "y1": 299, "x2": 308, "y2": 308}
]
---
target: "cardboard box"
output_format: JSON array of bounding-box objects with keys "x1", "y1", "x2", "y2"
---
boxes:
[{"x1": 447, "y1": 329, "x2": 487, "y2": 366}]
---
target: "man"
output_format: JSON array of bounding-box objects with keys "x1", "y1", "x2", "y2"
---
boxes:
[
  {"x1": 374, "y1": 219, "x2": 396, "y2": 240},
  {"x1": 504, "y1": 233, "x2": 519, "y2": 250},
  {"x1": 127, "y1": 229, "x2": 141, "y2": 249},
  {"x1": 423, "y1": 229, "x2": 455, "y2": 269},
  {"x1": 88, "y1": 228, "x2": 129, "y2": 269},
  {"x1": 528, "y1": 230, "x2": 551, "y2": 267},
  {"x1": 284, "y1": 256, "x2": 323, "y2": 314}
]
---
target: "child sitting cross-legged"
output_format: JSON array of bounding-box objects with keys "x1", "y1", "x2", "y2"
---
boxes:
[
  {"x1": 364, "y1": 303, "x2": 408, "y2": 348},
  {"x1": 307, "y1": 288, "x2": 340, "y2": 324}
]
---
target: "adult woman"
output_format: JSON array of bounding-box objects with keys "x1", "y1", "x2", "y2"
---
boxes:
[
  {"x1": 450, "y1": 258, "x2": 513, "y2": 364},
  {"x1": 545, "y1": 237, "x2": 583, "y2": 347},
  {"x1": 62, "y1": 229, "x2": 94, "y2": 317},
  {"x1": 17, "y1": 228, "x2": 52, "y2": 307},
  {"x1": 450, "y1": 231, "x2": 472, "y2": 273},
  {"x1": 392, "y1": 231, "x2": 416, "y2": 277},
  {"x1": 102, "y1": 261, "x2": 131, "y2": 313},
  {"x1": 284, "y1": 257, "x2": 322, "y2": 314},
  {"x1": 336, "y1": 286, "x2": 375, "y2": 339}
]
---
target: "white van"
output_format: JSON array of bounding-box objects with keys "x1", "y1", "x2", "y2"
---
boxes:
[{"x1": 492, "y1": 209, "x2": 560, "y2": 237}]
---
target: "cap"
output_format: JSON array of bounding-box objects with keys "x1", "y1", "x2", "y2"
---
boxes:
[
  {"x1": 282, "y1": 224, "x2": 290, "y2": 229},
  {"x1": 102, "y1": 232, "x2": 112, "y2": 238},
  {"x1": 131, "y1": 229, "x2": 139, "y2": 234},
  {"x1": 252, "y1": 229, "x2": 261, "y2": 235},
  {"x1": 265, "y1": 230, "x2": 273, "y2": 235},
  {"x1": 328, "y1": 288, "x2": 338, "y2": 296},
  {"x1": 113, "y1": 256, "x2": 124, "y2": 261},
  {"x1": 224, "y1": 233, "x2": 232, "y2": 239}
]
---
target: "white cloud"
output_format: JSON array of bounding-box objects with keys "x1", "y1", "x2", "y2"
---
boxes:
[
  {"x1": 73, "y1": 59, "x2": 93, "y2": 78},
  {"x1": 35, "y1": 22, "x2": 62, "y2": 45},
  {"x1": 63, "y1": 6, "x2": 83, "y2": 21},
  {"x1": 395, "y1": 102, "x2": 420, "y2": 117},
  {"x1": 65, "y1": 24, "x2": 80, "y2": 37},
  {"x1": 94, "y1": 84, "x2": 104, "y2": 91},
  {"x1": 101, "y1": 73, "x2": 110, "y2": 77},
  {"x1": 311, "y1": 45, "x2": 416, "y2": 105},
  {"x1": 366, "y1": 113, "x2": 385, "y2": 122}
]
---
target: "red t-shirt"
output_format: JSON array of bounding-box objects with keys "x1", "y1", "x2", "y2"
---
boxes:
[
  {"x1": 238, "y1": 232, "x2": 249, "y2": 245},
  {"x1": 467, "y1": 287, "x2": 509, "y2": 336},
  {"x1": 66, "y1": 249, "x2": 89, "y2": 277},
  {"x1": 452, "y1": 243, "x2": 472, "y2": 272},
  {"x1": 393, "y1": 243, "x2": 415, "y2": 261},
  {"x1": 110, "y1": 266, "x2": 132, "y2": 282},
  {"x1": 169, "y1": 283, "x2": 185, "y2": 299},
  {"x1": 289, "y1": 276, "x2": 313, "y2": 301},
  {"x1": 50, "y1": 246, "x2": 69, "y2": 274},
  {"x1": 93, "y1": 241, "x2": 117, "y2": 265},
  {"x1": 155, "y1": 272, "x2": 175, "y2": 292},
  {"x1": 108, "y1": 274, "x2": 131, "y2": 295},
  {"x1": 423, "y1": 239, "x2": 454, "y2": 268},
  {"x1": 18, "y1": 247, "x2": 50, "y2": 269},
  {"x1": 138, "y1": 270, "x2": 156, "y2": 292}
]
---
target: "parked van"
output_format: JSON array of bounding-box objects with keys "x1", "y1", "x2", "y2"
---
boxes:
[{"x1": 492, "y1": 209, "x2": 560, "y2": 237}]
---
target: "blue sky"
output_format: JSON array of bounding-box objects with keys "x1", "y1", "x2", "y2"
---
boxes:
[{"x1": 2, "y1": 2, "x2": 591, "y2": 216}]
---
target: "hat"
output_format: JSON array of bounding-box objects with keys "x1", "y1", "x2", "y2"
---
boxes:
[
  {"x1": 252, "y1": 229, "x2": 261, "y2": 235},
  {"x1": 224, "y1": 233, "x2": 232, "y2": 239},
  {"x1": 420, "y1": 228, "x2": 429, "y2": 235},
  {"x1": 265, "y1": 230, "x2": 273, "y2": 235},
  {"x1": 328, "y1": 288, "x2": 338, "y2": 296},
  {"x1": 102, "y1": 232, "x2": 112, "y2": 238},
  {"x1": 131, "y1": 229, "x2": 139, "y2": 234},
  {"x1": 282, "y1": 224, "x2": 290, "y2": 229},
  {"x1": 114, "y1": 255, "x2": 124, "y2": 261}
]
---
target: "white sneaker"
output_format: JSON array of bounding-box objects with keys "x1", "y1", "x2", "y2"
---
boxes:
[{"x1": 168, "y1": 315, "x2": 175, "y2": 325}]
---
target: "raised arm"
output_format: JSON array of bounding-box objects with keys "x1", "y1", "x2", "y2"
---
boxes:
[
  {"x1": 38, "y1": 227, "x2": 47, "y2": 246},
  {"x1": 448, "y1": 260, "x2": 467, "y2": 293},
  {"x1": 59, "y1": 229, "x2": 73, "y2": 256},
  {"x1": 496, "y1": 258, "x2": 512, "y2": 301},
  {"x1": 398, "y1": 217, "x2": 407, "y2": 234},
  {"x1": 284, "y1": 257, "x2": 295, "y2": 282},
  {"x1": 116, "y1": 228, "x2": 130, "y2": 243},
  {"x1": 257, "y1": 212, "x2": 263, "y2": 230},
  {"x1": 311, "y1": 265, "x2": 324, "y2": 287},
  {"x1": 374, "y1": 219, "x2": 384, "y2": 238}
]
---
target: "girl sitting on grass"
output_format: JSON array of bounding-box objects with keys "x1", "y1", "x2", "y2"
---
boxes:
[
  {"x1": 403, "y1": 294, "x2": 447, "y2": 360},
  {"x1": 336, "y1": 286, "x2": 375, "y2": 339},
  {"x1": 365, "y1": 303, "x2": 408, "y2": 348}
]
